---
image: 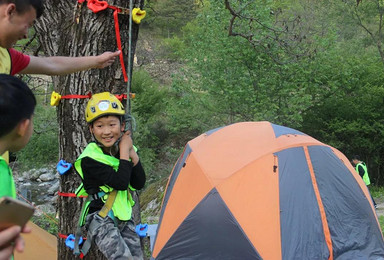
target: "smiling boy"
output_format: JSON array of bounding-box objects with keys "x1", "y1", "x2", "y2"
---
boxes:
[{"x1": 74, "y1": 92, "x2": 146, "y2": 259}]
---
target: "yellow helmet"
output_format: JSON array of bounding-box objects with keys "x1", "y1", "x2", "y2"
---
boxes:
[{"x1": 85, "y1": 92, "x2": 125, "y2": 123}]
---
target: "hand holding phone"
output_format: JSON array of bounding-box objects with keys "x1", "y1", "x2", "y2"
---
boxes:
[
  {"x1": 0, "y1": 226, "x2": 22, "y2": 259},
  {"x1": 0, "y1": 197, "x2": 33, "y2": 258},
  {"x1": 0, "y1": 197, "x2": 35, "y2": 230}
]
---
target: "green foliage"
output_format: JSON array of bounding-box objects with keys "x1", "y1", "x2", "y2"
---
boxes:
[
  {"x1": 143, "y1": 0, "x2": 200, "y2": 37},
  {"x1": 161, "y1": 36, "x2": 185, "y2": 60},
  {"x1": 371, "y1": 185, "x2": 384, "y2": 200},
  {"x1": 31, "y1": 213, "x2": 58, "y2": 235},
  {"x1": 13, "y1": 27, "x2": 39, "y2": 51},
  {"x1": 166, "y1": 0, "x2": 332, "y2": 134},
  {"x1": 16, "y1": 101, "x2": 58, "y2": 170},
  {"x1": 301, "y1": 43, "x2": 384, "y2": 182},
  {"x1": 379, "y1": 216, "x2": 384, "y2": 232},
  {"x1": 131, "y1": 69, "x2": 174, "y2": 179}
]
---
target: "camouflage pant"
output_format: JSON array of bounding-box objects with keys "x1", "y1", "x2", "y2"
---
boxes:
[{"x1": 85, "y1": 212, "x2": 143, "y2": 260}]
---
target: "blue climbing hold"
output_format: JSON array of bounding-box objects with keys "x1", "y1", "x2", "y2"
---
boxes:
[
  {"x1": 65, "y1": 234, "x2": 83, "y2": 250},
  {"x1": 57, "y1": 159, "x2": 72, "y2": 175},
  {"x1": 135, "y1": 223, "x2": 148, "y2": 237}
]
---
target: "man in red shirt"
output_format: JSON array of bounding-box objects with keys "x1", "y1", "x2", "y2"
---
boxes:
[
  {"x1": 0, "y1": 0, "x2": 121, "y2": 164},
  {"x1": 0, "y1": 0, "x2": 120, "y2": 75}
]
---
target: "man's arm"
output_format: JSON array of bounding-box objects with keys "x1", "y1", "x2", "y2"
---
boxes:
[{"x1": 19, "y1": 51, "x2": 120, "y2": 75}]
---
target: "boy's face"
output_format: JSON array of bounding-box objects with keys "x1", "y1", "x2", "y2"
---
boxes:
[
  {"x1": 89, "y1": 116, "x2": 124, "y2": 148},
  {"x1": 0, "y1": 4, "x2": 36, "y2": 49}
]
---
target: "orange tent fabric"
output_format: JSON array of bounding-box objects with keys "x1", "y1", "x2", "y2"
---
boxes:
[
  {"x1": 14, "y1": 221, "x2": 57, "y2": 259},
  {"x1": 152, "y1": 121, "x2": 384, "y2": 259}
]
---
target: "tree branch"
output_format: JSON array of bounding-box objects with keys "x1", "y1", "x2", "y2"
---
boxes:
[{"x1": 224, "y1": 0, "x2": 316, "y2": 65}]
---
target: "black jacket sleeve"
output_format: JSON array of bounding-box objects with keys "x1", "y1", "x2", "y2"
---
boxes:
[
  {"x1": 81, "y1": 156, "x2": 145, "y2": 193},
  {"x1": 357, "y1": 165, "x2": 365, "y2": 178},
  {"x1": 129, "y1": 160, "x2": 146, "y2": 190}
]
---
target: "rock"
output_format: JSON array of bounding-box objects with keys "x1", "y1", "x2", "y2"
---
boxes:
[
  {"x1": 14, "y1": 166, "x2": 60, "y2": 218},
  {"x1": 34, "y1": 204, "x2": 56, "y2": 217},
  {"x1": 24, "y1": 165, "x2": 56, "y2": 181},
  {"x1": 145, "y1": 199, "x2": 160, "y2": 211},
  {"x1": 51, "y1": 195, "x2": 58, "y2": 205},
  {"x1": 145, "y1": 216, "x2": 159, "y2": 224},
  {"x1": 26, "y1": 169, "x2": 41, "y2": 181},
  {"x1": 39, "y1": 173, "x2": 55, "y2": 182},
  {"x1": 48, "y1": 181, "x2": 60, "y2": 195}
]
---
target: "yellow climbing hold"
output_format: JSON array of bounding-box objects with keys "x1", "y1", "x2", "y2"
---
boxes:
[
  {"x1": 51, "y1": 91, "x2": 62, "y2": 106},
  {"x1": 132, "y1": 8, "x2": 146, "y2": 24}
]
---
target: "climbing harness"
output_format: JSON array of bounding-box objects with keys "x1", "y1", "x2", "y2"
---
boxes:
[
  {"x1": 74, "y1": 0, "x2": 146, "y2": 82},
  {"x1": 73, "y1": 190, "x2": 118, "y2": 258}
]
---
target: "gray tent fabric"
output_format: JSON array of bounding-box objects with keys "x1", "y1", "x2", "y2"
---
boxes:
[
  {"x1": 308, "y1": 145, "x2": 384, "y2": 259},
  {"x1": 277, "y1": 147, "x2": 330, "y2": 259},
  {"x1": 156, "y1": 188, "x2": 261, "y2": 260},
  {"x1": 271, "y1": 123, "x2": 306, "y2": 138}
]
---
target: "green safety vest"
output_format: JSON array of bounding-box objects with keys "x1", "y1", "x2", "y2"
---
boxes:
[
  {"x1": 356, "y1": 162, "x2": 371, "y2": 186},
  {"x1": 74, "y1": 143, "x2": 136, "y2": 222},
  {"x1": 0, "y1": 156, "x2": 16, "y2": 198}
]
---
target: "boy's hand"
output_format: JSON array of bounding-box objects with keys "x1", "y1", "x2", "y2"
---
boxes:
[{"x1": 119, "y1": 131, "x2": 133, "y2": 160}]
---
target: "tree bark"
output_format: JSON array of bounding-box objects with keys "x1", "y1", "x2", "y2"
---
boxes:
[{"x1": 34, "y1": 1, "x2": 144, "y2": 259}]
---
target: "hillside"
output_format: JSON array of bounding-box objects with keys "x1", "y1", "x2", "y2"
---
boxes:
[{"x1": 134, "y1": 30, "x2": 181, "y2": 224}]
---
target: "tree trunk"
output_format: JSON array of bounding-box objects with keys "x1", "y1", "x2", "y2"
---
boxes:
[{"x1": 34, "y1": 1, "x2": 144, "y2": 259}]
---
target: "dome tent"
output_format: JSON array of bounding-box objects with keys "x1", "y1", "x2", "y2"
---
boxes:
[
  {"x1": 14, "y1": 221, "x2": 57, "y2": 259},
  {"x1": 151, "y1": 121, "x2": 384, "y2": 259}
]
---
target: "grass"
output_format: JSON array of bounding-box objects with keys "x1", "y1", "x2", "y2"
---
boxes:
[
  {"x1": 370, "y1": 185, "x2": 384, "y2": 202},
  {"x1": 379, "y1": 216, "x2": 384, "y2": 232},
  {"x1": 371, "y1": 185, "x2": 384, "y2": 232},
  {"x1": 31, "y1": 213, "x2": 58, "y2": 236}
]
